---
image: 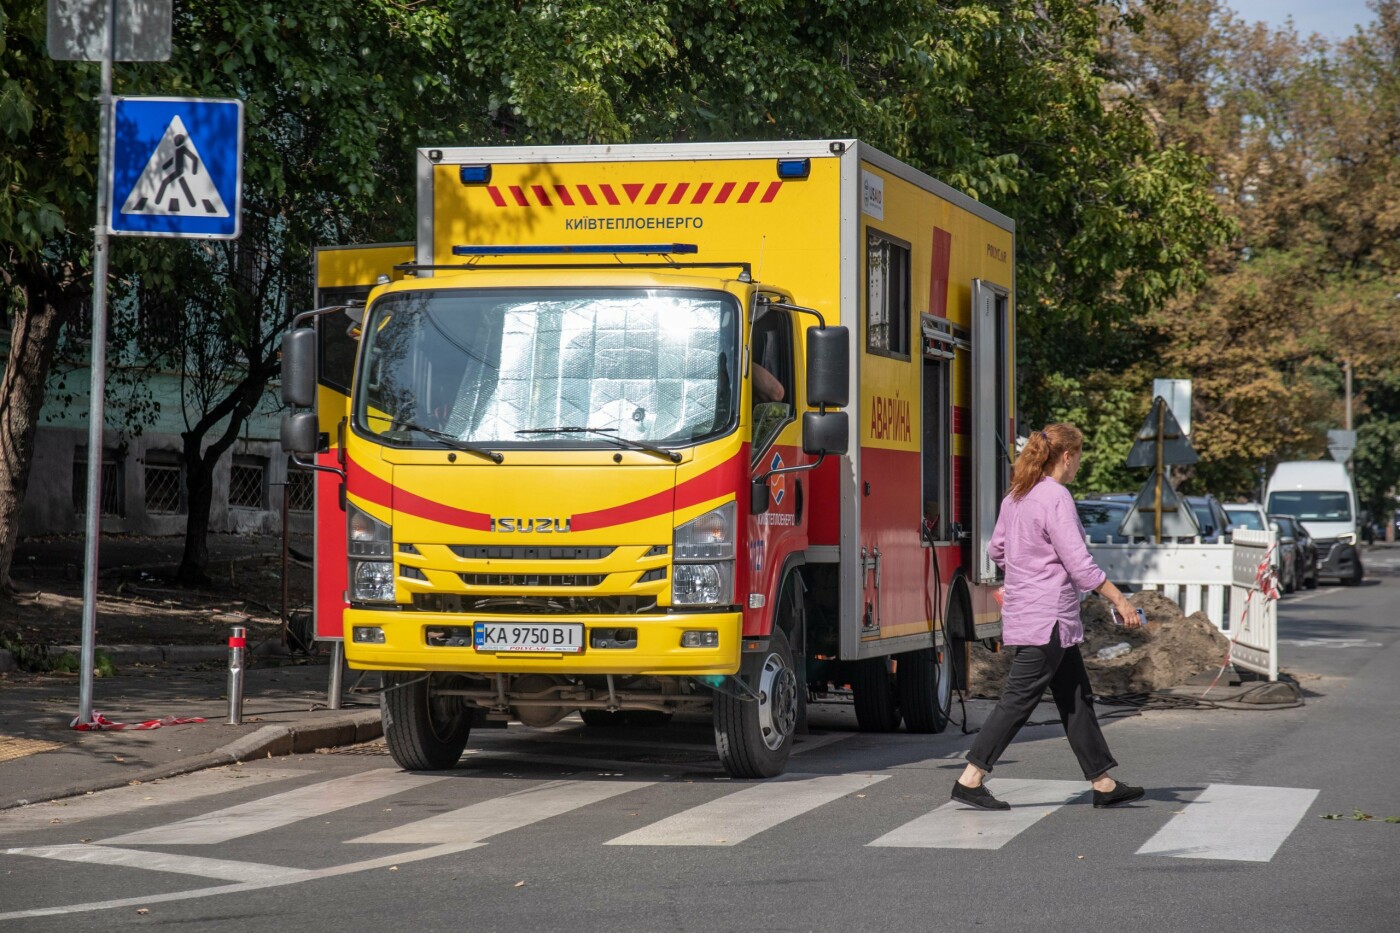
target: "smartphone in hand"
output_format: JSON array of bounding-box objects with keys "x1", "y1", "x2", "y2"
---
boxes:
[{"x1": 1112, "y1": 608, "x2": 1147, "y2": 626}]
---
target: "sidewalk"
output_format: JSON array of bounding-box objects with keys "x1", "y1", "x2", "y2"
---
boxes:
[{"x1": 0, "y1": 655, "x2": 381, "y2": 811}]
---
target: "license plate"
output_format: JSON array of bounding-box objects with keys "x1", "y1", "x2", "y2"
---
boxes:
[{"x1": 474, "y1": 622, "x2": 584, "y2": 653}]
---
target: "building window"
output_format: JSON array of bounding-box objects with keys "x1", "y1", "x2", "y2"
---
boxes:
[
  {"x1": 866, "y1": 230, "x2": 911, "y2": 359},
  {"x1": 73, "y1": 448, "x2": 125, "y2": 517},
  {"x1": 144, "y1": 460, "x2": 185, "y2": 514},
  {"x1": 228, "y1": 457, "x2": 267, "y2": 510},
  {"x1": 285, "y1": 463, "x2": 314, "y2": 513}
]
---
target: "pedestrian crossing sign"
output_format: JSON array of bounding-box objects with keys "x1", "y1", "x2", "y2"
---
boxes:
[{"x1": 108, "y1": 97, "x2": 243, "y2": 239}]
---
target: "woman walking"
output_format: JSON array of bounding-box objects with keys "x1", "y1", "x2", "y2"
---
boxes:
[{"x1": 952, "y1": 423, "x2": 1145, "y2": 811}]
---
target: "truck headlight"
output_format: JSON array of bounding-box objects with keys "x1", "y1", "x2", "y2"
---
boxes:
[
  {"x1": 348, "y1": 502, "x2": 394, "y2": 601},
  {"x1": 352, "y1": 560, "x2": 396, "y2": 603},
  {"x1": 1338, "y1": 532, "x2": 1357, "y2": 545},
  {"x1": 348, "y1": 501, "x2": 392, "y2": 557},
  {"x1": 673, "y1": 503, "x2": 735, "y2": 606}
]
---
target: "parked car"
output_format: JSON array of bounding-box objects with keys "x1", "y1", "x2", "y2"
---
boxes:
[
  {"x1": 1271, "y1": 513, "x2": 1319, "y2": 590},
  {"x1": 1076, "y1": 498, "x2": 1132, "y2": 543},
  {"x1": 1185, "y1": 494, "x2": 1233, "y2": 542},
  {"x1": 1266, "y1": 514, "x2": 1301, "y2": 593},
  {"x1": 1225, "y1": 501, "x2": 1285, "y2": 581}
]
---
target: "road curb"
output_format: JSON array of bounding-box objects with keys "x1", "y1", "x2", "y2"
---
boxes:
[{"x1": 2, "y1": 709, "x2": 382, "y2": 811}]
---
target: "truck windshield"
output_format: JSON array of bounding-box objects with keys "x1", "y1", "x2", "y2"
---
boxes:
[
  {"x1": 353, "y1": 287, "x2": 739, "y2": 449},
  {"x1": 1266, "y1": 491, "x2": 1352, "y2": 522}
]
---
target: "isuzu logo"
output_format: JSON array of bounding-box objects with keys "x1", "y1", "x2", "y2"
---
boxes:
[{"x1": 490, "y1": 517, "x2": 572, "y2": 533}]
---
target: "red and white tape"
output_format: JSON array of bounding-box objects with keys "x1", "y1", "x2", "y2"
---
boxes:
[{"x1": 71, "y1": 712, "x2": 208, "y2": 732}]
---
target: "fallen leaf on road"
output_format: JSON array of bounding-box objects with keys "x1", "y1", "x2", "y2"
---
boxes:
[
  {"x1": 136, "y1": 908, "x2": 149, "y2": 915},
  {"x1": 515, "y1": 881, "x2": 526, "y2": 887}
]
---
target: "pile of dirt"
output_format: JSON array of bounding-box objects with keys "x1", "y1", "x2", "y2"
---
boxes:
[{"x1": 967, "y1": 590, "x2": 1233, "y2": 698}]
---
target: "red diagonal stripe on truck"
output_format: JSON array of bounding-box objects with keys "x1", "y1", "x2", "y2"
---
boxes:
[
  {"x1": 347, "y1": 457, "x2": 491, "y2": 532},
  {"x1": 599, "y1": 184, "x2": 620, "y2": 206},
  {"x1": 531, "y1": 185, "x2": 553, "y2": 207},
  {"x1": 646, "y1": 183, "x2": 667, "y2": 205},
  {"x1": 509, "y1": 186, "x2": 529, "y2": 207},
  {"x1": 760, "y1": 181, "x2": 782, "y2": 203},
  {"x1": 623, "y1": 183, "x2": 645, "y2": 203},
  {"x1": 570, "y1": 452, "x2": 743, "y2": 532},
  {"x1": 690, "y1": 182, "x2": 713, "y2": 204},
  {"x1": 577, "y1": 185, "x2": 598, "y2": 206},
  {"x1": 736, "y1": 181, "x2": 760, "y2": 204},
  {"x1": 486, "y1": 186, "x2": 507, "y2": 207},
  {"x1": 714, "y1": 182, "x2": 736, "y2": 204},
  {"x1": 552, "y1": 185, "x2": 575, "y2": 206},
  {"x1": 668, "y1": 183, "x2": 690, "y2": 204}
]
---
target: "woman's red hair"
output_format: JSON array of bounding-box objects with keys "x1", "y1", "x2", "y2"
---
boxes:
[{"x1": 1009, "y1": 423, "x2": 1084, "y2": 500}]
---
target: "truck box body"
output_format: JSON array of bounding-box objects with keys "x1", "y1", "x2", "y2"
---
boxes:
[{"x1": 294, "y1": 140, "x2": 1014, "y2": 776}]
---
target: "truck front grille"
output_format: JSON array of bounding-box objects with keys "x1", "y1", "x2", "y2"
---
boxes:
[
  {"x1": 447, "y1": 545, "x2": 617, "y2": 560},
  {"x1": 411, "y1": 594, "x2": 659, "y2": 615},
  {"x1": 459, "y1": 573, "x2": 607, "y2": 588}
]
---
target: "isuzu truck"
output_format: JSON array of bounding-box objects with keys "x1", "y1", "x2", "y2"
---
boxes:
[{"x1": 281, "y1": 140, "x2": 1015, "y2": 777}]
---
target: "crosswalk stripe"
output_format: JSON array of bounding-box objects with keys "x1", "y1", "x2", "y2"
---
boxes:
[
  {"x1": 867, "y1": 779, "x2": 1086, "y2": 849},
  {"x1": 1136, "y1": 784, "x2": 1319, "y2": 861},
  {"x1": 99, "y1": 769, "x2": 450, "y2": 845},
  {"x1": 0, "y1": 768, "x2": 304, "y2": 835},
  {"x1": 347, "y1": 779, "x2": 653, "y2": 844},
  {"x1": 3, "y1": 844, "x2": 303, "y2": 883},
  {"x1": 605, "y1": 772, "x2": 890, "y2": 847}
]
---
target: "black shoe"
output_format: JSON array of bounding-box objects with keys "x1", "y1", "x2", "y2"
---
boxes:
[
  {"x1": 1092, "y1": 781, "x2": 1145, "y2": 808},
  {"x1": 951, "y1": 781, "x2": 1010, "y2": 810}
]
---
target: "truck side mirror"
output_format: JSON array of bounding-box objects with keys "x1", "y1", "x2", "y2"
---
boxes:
[
  {"x1": 806, "y1": 326, "x2": 849, "y2": 408},
  {"x1": 751, "y1": 478, "x2": 771, "y2": 515},
  {"x1": 802, "y1": 410, "x2": 848, "y2": 456},
  {"x1": 280, "y1": 411, "x2": 320, "y2": 455},
  {"x1": 281, "y1": 328, "x2": 317, "y2": 408}
]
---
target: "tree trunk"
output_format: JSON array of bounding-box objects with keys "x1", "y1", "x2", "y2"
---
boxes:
[
  {"x1": 175, "y1": 362, "x2": 278, "y2": 585},
  {"x1": 0, "y1": 265, "x2": 82, "y2": 595}
]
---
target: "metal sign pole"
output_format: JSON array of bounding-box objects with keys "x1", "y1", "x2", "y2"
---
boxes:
[{"x1": 78, "y1": 0, "x2": 116, "y2": 727}]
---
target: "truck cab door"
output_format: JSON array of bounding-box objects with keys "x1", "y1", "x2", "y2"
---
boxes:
[{"x1": 969, "y1": 279, "x2": 1013, "y2": 584}]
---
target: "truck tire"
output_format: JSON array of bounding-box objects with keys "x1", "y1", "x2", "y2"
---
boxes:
[
  {"x1": 851, "y1": 656, "x2": 902, "y2": 732},
  {"x1": 714, "y1": 627, "x2": 799, "y2": 778},
  {"x1": 381, "y1": 672, "x2": 472, "y2": 771},
  {"x1": 896, "y1": 644, "x2": 951, "y2": 734}
]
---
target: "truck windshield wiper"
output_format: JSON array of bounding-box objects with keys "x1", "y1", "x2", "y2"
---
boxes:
[
  {"x1": 392, "y1": 420, "x2": 503, "y2": 463},
  {"x1": 515, "y1": 426, "x2": 682, "y2": 463}
]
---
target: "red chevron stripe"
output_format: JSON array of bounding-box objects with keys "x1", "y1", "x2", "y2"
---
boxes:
[
  {"x1": 737, "y1": 181, "x2": 760, "y2": 204},
  {"x1": 760, "y1": 181, "x2": 782, "y2": 203},
  {"x1": 486, "y1": 186, "x2": 507, "y2": 207},
  {"x1": 570, "y1": 452, "x2": 743, "y2": 532},
  {"x1": 509, "y1": 186, "x2": 528, "y2": 207},
  {"x1": 623, "y1": 183, "x2": 645, "y2": 203},
  {"x1": 578, "y1": 185, "x2": 598, "y2": 206},
  {"x1": 668, "y1": 182, "x2": 690, "y2": 204},
  {"x1": 553, "y1": 184, "x2": 575, "y2": 206},
  {"x1": 646, "y1": 183, "x2": 666, "y2": 205},
  {"x1": 347, "y1": 458, "x2": 491, "y2": 532},
  {"x1": 599, "y1": 184, "x2": 620, "y2": 205},
  {"x1": 691, "y1": 182, "x2": 713, "y2": 204},
  {"x1": 531, "y1": 185, "x2": 553, "y2": 207},
  {"x1": 714, "y1": 182, "x2": 736, "y2": 203}
]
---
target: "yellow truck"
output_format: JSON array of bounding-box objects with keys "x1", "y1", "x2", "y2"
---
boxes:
[{"x1": 280, "y1": 140, "x2": 1014, "y2": 777}]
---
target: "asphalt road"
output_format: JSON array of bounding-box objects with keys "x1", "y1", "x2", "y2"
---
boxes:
[{"x1": 3, "y1": 547, "x2": 1398, "y2": 932}]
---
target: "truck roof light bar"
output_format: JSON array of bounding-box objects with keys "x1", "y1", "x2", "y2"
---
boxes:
[
  {"x1": 776, "y1": 159, "x2": 810, "y2": 179},
  {"x1": 459, "y1": 164, "x2": 492, "y2": 184},
  {"x1": 451, "y1": 243, "x2": 699, "y2": 257}
]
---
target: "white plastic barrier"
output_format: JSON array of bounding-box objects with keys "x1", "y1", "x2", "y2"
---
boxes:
[
  {"x1": 1088, "y1": 530, "x2": 1279, "y2": 681},
  {"x1": 1226, "y1": 528, "x2": 1279, "y2": 680},
  {"x1": 1087, "y1": 538, "x2": 1235, "y2": 630}
]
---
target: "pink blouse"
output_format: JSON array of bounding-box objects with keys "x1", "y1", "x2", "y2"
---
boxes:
[{"x1": 987, "y1": 476, "x2": 1106, "y2": 646}]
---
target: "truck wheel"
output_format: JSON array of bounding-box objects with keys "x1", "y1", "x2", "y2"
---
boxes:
[
  {"x1": 381, "y1": 672, "x2": 472, "y2": 770},
  {"x1": 896, "y1": 644, "x2": 951, "y2": 734},
  {"x1": 714, "y1": 627, "x2": 798, "y2": 778},
  {"x1": 851, "y1": 656, "x2": 902, "y2": 732}
]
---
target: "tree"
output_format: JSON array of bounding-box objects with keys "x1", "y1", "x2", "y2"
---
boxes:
[{"x1": 0, "y1": 3, "x2": 97, "y2": 595}]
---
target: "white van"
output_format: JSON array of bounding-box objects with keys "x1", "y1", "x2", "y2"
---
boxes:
[{"x1": 1266, "y1": 460, "x2": 1363, "y2": 585}]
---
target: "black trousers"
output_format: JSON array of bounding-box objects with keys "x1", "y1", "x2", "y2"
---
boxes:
[{"x1": 966, "y1": 624, "x2": 1118, "y2": 780}]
